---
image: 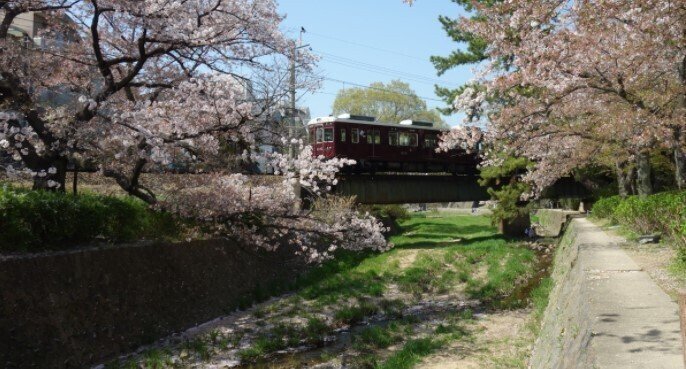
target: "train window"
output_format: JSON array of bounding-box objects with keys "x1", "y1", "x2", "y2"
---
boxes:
[
  {"x1": 424, "y1": 134, "x2": 438, "y2": 148},
  {"x1": 310, "y1": 129, "x2": 316, "y2": 144},
  {"x1": 351, "y1": 128, "x2": 360, "y2": 143},
  {"x1": 340, "y1": 128, "x2": 346, "y2": 142},
  {"x1": 367, "y1": 129, "x2": 380, "y2": 144},
  {"x1": 318, "y1": 128, "x2": 325, "y2": 143},
  {"x1": 399, "y1": 132, "x2": 418, "y2": 147},
  {"x1": 389, "y1": 132, "x2": 398, "y2": 146},
  {"x1": 323, "y1": 128, "x2": 334, "y2": 142}
]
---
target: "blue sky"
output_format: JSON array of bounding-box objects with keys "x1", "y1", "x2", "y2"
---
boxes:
[{"x1": 278, "y1": 0, "x2": 472, "y2": 125}]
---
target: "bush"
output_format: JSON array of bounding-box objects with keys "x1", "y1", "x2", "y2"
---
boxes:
[
  {"x1": 591, "y1": 195, "x2": 622, "y2": 220},
  {"x1": 592, "y1": 192, "x2": 686, "y2": 257},
  {"x1": 363, "y1": 204, "x2": 410, "y2": 236},
  {"x1": 0, "y1": 185, "x2": 179, "y2": 253}
]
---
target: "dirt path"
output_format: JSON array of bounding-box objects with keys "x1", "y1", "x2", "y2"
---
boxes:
[
  {"x1": 421, "y1": 310, "x2": 532, "y2": 369},
  {"x1": 619, "y1": 239, "x2": 686, "y2": 300}
]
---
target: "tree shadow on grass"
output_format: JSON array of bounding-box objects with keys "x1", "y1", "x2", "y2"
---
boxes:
[
  {"x1": 289, "y1": 217, "x2": 512, "y2": 304},
  {"x1": 394, "y1": 234, "x2": 508, "y2": 250},
  {"x1": 401, "y1": 222, "x2": 496, "y2": 238}
]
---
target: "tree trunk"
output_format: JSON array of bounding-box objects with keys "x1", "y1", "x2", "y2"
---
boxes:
[
  {"x1": 675, "y1": 142, "x2": 686, "y2": 190},
  {"x1": 628, "y1": 166, "x2": 637, "y2": 195},
  {"x1": 32, "y1": 158, "x2": 68, "y2": 192},
  {"x1": 636, "y1": 151, "x2": 653, "y2": 197},
  {"x1": 615, "y1": 159, "x2": 630, "y2": 197},
  {"x1": 677, "y1": 52, "x2": 686, "y2": 189}
]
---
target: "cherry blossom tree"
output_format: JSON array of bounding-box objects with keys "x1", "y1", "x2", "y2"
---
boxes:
[
  {"x1": 162, "y1": 144, "x2": 390, "y2": 262},
  {"x1": 0, "y1": 0, "x2": 308, "y2": 192},
  {"x1": 1, "y1": 1, "x2": 389, "y2": 257},
  {"x1": 427, "y1": 0, "x2": 686, "y2": 196}
]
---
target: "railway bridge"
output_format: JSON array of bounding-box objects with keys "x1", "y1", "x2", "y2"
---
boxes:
[{"x1": 334, "y1": 174, "x2": 591, "y2": 204}]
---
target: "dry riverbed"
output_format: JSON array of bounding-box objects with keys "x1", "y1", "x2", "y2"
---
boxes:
[{"x1": 101, "y1": 213, "x2": 555, "y2": 369}]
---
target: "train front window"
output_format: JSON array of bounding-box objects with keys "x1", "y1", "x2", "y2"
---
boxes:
[
  {"x1": 340, "y1": 128, "x2": 346, "y2": 142},
  {"x1": 323, "y1": 128, "x2": 334, "y2": 142},
  {"x1": 315, "y1": 128, "x2": 323, "y2": 143},
  {"x1": 389, "y1": 132, "x2": 398, "y2": 146},
  {"x1": 424, "y1": 134, "x2": 438, "y2": 148},
  {"x1": 399, "y1": 132, "x2": 418, "y2": 147},
  {"x1": 352, "y1": 128, "x2": 360, "y2": 143}
]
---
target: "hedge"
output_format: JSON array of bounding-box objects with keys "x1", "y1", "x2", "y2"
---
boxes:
[
  {"x1": 0, "y1": 185, "x2": 179, "y2": 253},
  {"x1": 592, "y1": 192, "x2": 686, "y2": 255}
]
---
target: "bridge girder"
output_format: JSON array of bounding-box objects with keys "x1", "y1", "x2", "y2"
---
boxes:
[{"x1": 334, "y1": 175, "x2": 592, "y2": 205}]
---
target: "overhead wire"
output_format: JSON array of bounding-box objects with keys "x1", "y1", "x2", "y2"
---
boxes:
[
  {"x1": 302, "y1": 30, "x2": 452, "y2": 106},
  {"x1": 322, "y1": 77, "x2": 444, "y2": 103},
  {"x1": 314, "y1": 50, "x2": 460, "y2": 88},
  {"x1": 305, "y1": 30, "x2": 427, "y2": 62}
]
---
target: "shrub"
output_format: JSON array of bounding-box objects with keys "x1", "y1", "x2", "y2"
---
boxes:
[
  {"x1": 591, "y1": 196, "x2": 622, "y2": 220},
  {"x1": 362, "y1": 204, "x2": 410, "y2": 236},
  {"x1": 0, "y1": 185, "x2": 179, "y2": 253},
  {"x1": 593, "y1": 192, "x2": 686, "y2": 257}
]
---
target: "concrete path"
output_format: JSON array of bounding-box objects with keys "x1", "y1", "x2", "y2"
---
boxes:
[{"x1": 578, "y1": 218, "x2": 683, "y2": 368}]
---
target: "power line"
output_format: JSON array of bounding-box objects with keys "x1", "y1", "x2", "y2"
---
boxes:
[
  {"x1": 312, "y1": 91, "x2": 339, "y2": 97},
  {"x1": 322, "y1": 77, "x2": 444, "y2": 103},
  {"x1": 315, "y1": 50, "x2": 461, "y2": 88},
  {"x1": 323, "y1": 58, "x2": 442, "y2": 87},
  {"x1": 306, "y1": 30, "x2": 428, "y2": 62}
]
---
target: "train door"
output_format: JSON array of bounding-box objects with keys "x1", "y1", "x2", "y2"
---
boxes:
[
  {"x1": 367, "y1": 129, "x2": 380, "y2": 158},
  {"x1": 424, "y1": 132, "x2": 438, "y2": 159},
  {"x1": 351, "y1": 126, "x2": 370, "y2": 159},
  {"x1": 336, "y1": 124, "x2": 348, "y2": 158}
]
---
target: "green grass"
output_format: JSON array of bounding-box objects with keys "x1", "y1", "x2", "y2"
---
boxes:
[
  {"x1": 233, "y1": 213, "x2": 539, "y2": 364},
  {"x1": 668, "y1": 257, "x2": 686, "y2": 280},
  {"x1": 375, "y1": 337, "x2": 444, "y2": 369},
  {"x1": 105, "y1": 348, "x2": 172, "y2": 369},
  {"x1": 333, "y1": 299, "x2": 380, "y2": 324},
  {"x1": 126, "y1": 212, "x2": 543, "y2": 368},
  {"x1": 353, "y1": 324, "x2": 403, "y2": 351},
  {"x1": 296, "y1": 213, "x2": 534, "y2": 307}
]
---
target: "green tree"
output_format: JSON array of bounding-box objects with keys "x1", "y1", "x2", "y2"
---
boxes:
[
  {"x1": 332, "y1": 80, "x2": 446, "y2": 127},
  {"x1": 432, "y1": 1, "x2": 533, "y2": 228},
  {"x1": 431, "y1": 0, "x2": 492, "y2": 114},
  {"x1": 478, "y1": 156, "x2": 532, "y2": 226}
]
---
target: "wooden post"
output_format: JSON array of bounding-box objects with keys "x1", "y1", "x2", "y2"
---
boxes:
[{"x1": 679, "y1": 290, "x2": 686, "y2": 367}]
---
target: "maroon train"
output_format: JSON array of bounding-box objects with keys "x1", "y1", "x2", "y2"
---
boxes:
[{"x1": 308, "y1": 114, "x2": 479, "y2": 174}]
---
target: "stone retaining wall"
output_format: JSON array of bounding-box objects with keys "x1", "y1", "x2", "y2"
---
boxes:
[
  {"x1": 533, "y1": 209, "x2": 580, "y2": 237},
  {"x1": 528, "y1": 220, "x2": 591, "y2": 369},
  {"x1": 0, "y1": 240, "x2": 306, "y2": 368}
]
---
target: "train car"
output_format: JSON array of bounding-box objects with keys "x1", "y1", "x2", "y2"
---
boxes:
[{"x1": 307, "y1": 114, "x2": 479, "y2": 174}]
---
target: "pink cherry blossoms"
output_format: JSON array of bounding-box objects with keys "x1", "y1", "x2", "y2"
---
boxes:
[
  {"x1": 163, "y1": 146, "x2": 389, "y2": 262},
  {"x1": 0, "y1": 1, "x2": 390, "y2": 258},
  {"x1": 437, "y1": 0, "x2": 686, "y2": 194}
]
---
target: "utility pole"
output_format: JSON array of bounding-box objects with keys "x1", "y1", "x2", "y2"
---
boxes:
[
  {"x1": 289, "y1": 28, "x2": 309, "y2": 211},
  {"x1": 288, "y1": 28, "x2": 308, "y2": 158},
  {"x1": 288, "y1": 43, "x2": 296, "y2": 158}
]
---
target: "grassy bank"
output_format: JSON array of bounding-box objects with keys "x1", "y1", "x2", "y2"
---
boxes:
[
  {"x1": 592, "y1": 192, "x2": 686, "y2": 274},
  {"x1": 107, "y1": 212, "x2": 552, "y2": 369},
  {"x1": 592, "y1": 192, "x2": 686, "y2": 297}
]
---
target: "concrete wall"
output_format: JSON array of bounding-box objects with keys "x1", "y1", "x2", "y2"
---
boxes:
[
  {"x1": 0, "y1": 240, "x2": 307, "y2": 368},
  {"x1": 529, "y1": 220, "x2": 591, "y2": 369},
  {"x1": 533, "y1": 209, "x2": 580, "y2": 237}
]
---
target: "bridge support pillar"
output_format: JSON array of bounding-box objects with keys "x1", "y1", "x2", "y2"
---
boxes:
[{"x1": 499, "y1": 212, "x2": 531, "y2": 238}]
